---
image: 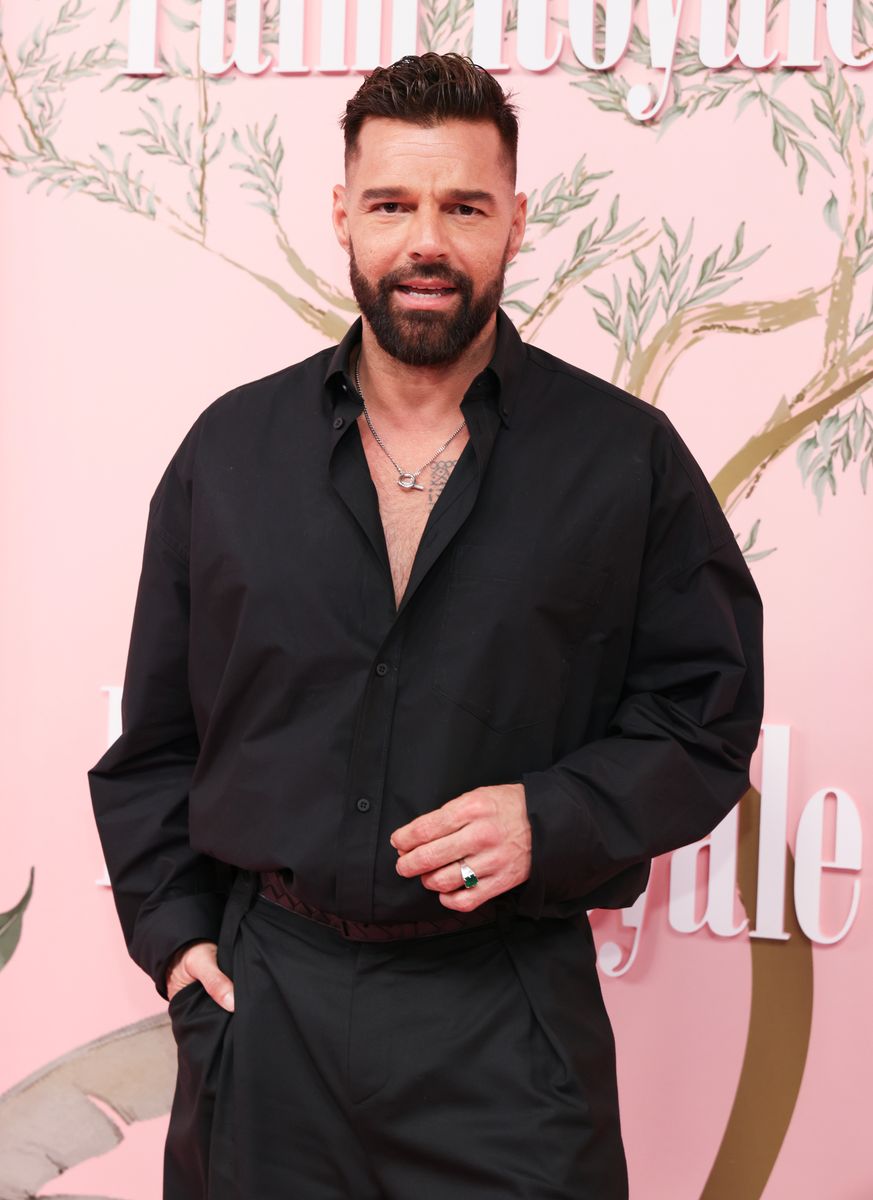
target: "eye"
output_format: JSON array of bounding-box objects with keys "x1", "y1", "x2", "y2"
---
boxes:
[
  {"x1": 376, "y1": 202, "x2": 403, "y2": 213},
  {"x1": 453, "y1": 204, "x2": 481, "y2": 216}
]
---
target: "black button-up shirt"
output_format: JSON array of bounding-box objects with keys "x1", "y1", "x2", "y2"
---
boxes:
[{"x1": 88, "y1": 307, "x2": 764, "y2": 1000}]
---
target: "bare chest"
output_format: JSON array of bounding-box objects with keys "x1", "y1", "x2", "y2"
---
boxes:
[{"x1": 357, "y1": 414, "x2": 470, "y2": 610}]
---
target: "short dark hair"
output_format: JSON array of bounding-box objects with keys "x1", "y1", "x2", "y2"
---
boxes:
[{"x1": 340, "y1": 53, "x2": 519, "y2": 181}]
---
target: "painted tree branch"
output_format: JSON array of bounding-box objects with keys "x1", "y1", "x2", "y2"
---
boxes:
[
  {"x1": 274, "y1": 219, "x2": 358, "y2": 313},
  {"x1": 821, "y1": 90, "x2": 870, "y2": 378},
  {"x1": 215, "y1": 247, "x2": 350, "y2": 340},
  {"x1": 700, "y1": 787, "x2": 814, "y2": 1200},
  {"x1": 195, "y1": 52, "x2": 210, "y2": 244},
  {"x1": 625, "y1": 287, "x2": 829, "y2": 405},
  {"x1": 712, "y1": 351, "x2": 873, "y2": 512},
  {"x1": 0, "y1": 35, "x2": 47, "y2": 153},
  {"x1": 518, "y1": 227, "x2": 658, "y2": 342}
]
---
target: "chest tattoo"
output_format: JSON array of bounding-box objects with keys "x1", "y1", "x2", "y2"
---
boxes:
[{"x1": 427, "y1": 459, "x2": 459, "y2": 509}]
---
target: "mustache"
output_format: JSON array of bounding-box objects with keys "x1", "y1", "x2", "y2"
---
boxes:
[{"x1": 382, "y1": 265, "x2": 471, "y2": 290}]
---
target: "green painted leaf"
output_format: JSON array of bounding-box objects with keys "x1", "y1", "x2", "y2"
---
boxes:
[
  {"x1": 661, "y1": 218, "x2": 678, "y2": 256},
  {"x1": 796, "y1": 149, "x2": 809, "y2": 195},
  {"x1": 165, "y1": 9, "x2": 196, "y2": 30},
  {"x1": 817, "y1": 412, "x2": 841, "y2": 453},
  {"x1": 772, "y1": 117, "x2": 787, "y2": 164},
  {"x1": 690, "y1": 279, "x2": 737, "y2": 305},
  {"x1": 730, "y1": 222, "x2": 746, "y2": 262},
  {"x1": 678, "y1": 218, "x2": 695, "y2": 258},
  {"x1": 852, "y1": 411, "x2": 867, "y2": 458},
  {"x1": 639, "y1": 294, "x2": 660, "y2": 336},
  {"x1": 736, "y1": 91, "x2": 759, "y2": 120},
  {"x1": 810, "y1": 101, "x2": 834, "y2": 134},
  {"x1": 796, "y1": 436, "x2": 819, "y2": 480},
  {"x1": 823, "y1": 192, "x2": 841, "y2": 236},
  {"x1": 594, "y1": 311, "x2": 619, "y2": 339},
  {"x1": 0, "y1": 867, "x2": 35, "y2": 973},
  {"x1": 627, "y1": 278, "x2": 640, "y2": 316},
  {"x1": 742, "y1": 518, "x2": 761, "y2": 550},
  {"x1": 698, "y1": 248, "x2": 719, "y2": 285},
  {"x1": 583, "y1": 285, "x2": 611, "y2": 306},
  {"x1": 769, "y1": 97, "x2": 813, "y2": 136},
  {"x1": 798, "y1": 139, "x2": 835, "y2": 177},
  {"x1": 732, "y1": 246, "x2": 770, "y2": 271},
  {"x1": 501, "y1": 278, "x2": 538, "y2": 299}
]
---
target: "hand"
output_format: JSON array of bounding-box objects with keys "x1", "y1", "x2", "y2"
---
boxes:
[
  {"x1": 166, "y1": 940, "x2": 235, "y2": 1011},
  {"x1": 390, "y1": 783, "x2": 532, "y2": 911}
]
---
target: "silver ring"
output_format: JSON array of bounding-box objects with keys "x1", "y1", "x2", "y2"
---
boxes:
[{"x1": 459, "y1": 860, "x2": 479, "y2": 889}]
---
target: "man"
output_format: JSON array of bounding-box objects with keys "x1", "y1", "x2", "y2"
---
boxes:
[{"x1": 88, "y1": 52, "x2": 764, "y2": 1199}]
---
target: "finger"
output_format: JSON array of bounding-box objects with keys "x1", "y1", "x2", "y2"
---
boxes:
[
  {"x1": 419, "y1": 850, "x2": 499, "y2": 894},
  {"x1": 395, "y1": 829, "x2": 474, "y2": 879},
  {"x1": 200, "y1": 964, "x2": 236, "y2": 1012},
  {"x1": 174, "y1": 942, "x2": 235, "y2": 1012},
  {"x1": 437, "y1": 869, "x2": 507, "y2": 912},
  {"x1": 390, "y1": 790, "x2": 482, "y2": 853}
]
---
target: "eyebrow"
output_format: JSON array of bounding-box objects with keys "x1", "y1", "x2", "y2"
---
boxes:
[{"x1": 359, "y1": 187, "x2": 498, "y2": 206}]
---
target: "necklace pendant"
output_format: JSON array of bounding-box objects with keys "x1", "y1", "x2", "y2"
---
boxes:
[{"x1": 398, "y1": 473, "x2": 423, "y2": 491}]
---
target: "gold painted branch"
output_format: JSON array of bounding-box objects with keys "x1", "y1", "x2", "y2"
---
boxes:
[
  {"x1": 215, "y1": 249, "x2": 350, "y2": 340},
  {"x1": 700, "y1": 787, "x2": 814, "y2": 1200},
  {"x1": 274, "y1": 223, "x2": 359, "y2": 314},
  {"x1": 626, "y1": 289, "x2": 827, "y2": 406},
  {"x1": 711, "y1": 354, "x2": 873, "y2": 512}
]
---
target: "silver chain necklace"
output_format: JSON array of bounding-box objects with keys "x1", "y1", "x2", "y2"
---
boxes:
[{"x1": 354, "y1": 355, "x2": 467, "y2": 492}]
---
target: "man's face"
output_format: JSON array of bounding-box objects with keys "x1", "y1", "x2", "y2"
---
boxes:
[{"x1": 332, "y1": 117, "x2": 526, "y2": 367}]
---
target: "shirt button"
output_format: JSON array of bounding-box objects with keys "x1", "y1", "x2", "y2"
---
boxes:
[
  {"x1": 375, "y1": 662, "x2": 389, "y2": 676},
  {"x1": 356, "y1": 797, "x2": 372, "y2": 813},
  {"x1": 333, "y1": 416, "x2": 344, "y2": 429}
]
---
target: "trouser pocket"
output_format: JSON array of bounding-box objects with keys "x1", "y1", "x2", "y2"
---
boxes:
[
  {"x1": 164, "y1": 984, "x2": 232, "y2": 1199},
  {"x1": 163, "y1": 871, "x2": 257, "y2": 1200}
]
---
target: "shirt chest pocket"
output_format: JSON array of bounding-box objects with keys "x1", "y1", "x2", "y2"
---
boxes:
[{"x1": 432, "y1": 542, "x2": 610, "y2": 734}]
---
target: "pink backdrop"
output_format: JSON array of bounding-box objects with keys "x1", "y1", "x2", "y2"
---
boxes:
[{"x1": 1, "y1": 2, "x2": 870, "y2": 1197}]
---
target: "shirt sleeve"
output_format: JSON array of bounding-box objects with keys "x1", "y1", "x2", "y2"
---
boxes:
[
  {"x1": 512, "y1": 414, "x2": 765, "y2": 919},
  {"x1": 87, "y1": 415, "x2": 230, "y2": 1001}
]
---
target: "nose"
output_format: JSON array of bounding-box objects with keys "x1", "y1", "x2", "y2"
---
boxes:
[{"x1": 405, "y1": 202, "x2": 448, "y2": 263}]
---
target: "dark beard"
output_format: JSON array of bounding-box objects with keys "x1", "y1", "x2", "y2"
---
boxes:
[{"x1": 348, "y1": 246, "x2": 507, "y2": 367}]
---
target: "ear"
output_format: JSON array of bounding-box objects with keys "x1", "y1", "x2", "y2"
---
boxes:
[
  {"x1": 332, "y1": 183, "x2": 351, "y2": 255},
  {"x1": 507, "y1": 191, "x2": 527, "y2": 263}
]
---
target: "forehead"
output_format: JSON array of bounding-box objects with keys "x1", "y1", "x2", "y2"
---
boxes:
[{"x1": 349, "y1": 117, "x2": 511, "y2": 186}]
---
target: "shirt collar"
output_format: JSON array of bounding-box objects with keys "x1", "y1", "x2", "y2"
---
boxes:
[{"x1": 323, "y1": 305, "x2": 524, "y2": 428}]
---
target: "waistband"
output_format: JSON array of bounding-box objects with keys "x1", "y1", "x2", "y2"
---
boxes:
[{"x1": 258, "y1": 869, "x2": 498, "y2": 942}]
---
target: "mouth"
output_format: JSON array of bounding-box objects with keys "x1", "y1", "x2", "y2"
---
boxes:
[
  {"x1": 395, "y1": 284, "x2": 457, "y2": 298},
  {"x1": 392, "y1": 283, "x2": 460, "y2": 311}
]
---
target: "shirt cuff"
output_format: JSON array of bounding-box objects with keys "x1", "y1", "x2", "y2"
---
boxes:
[
  {"x1": 129, "y1": 891, "x2": 227, "y2": 1001},
  {"x1": 512, "y1": 769, "x2": 597, "y2": 919},
  {"x1": 511, "y1": 772, "x2": 653, "y2": 918}
]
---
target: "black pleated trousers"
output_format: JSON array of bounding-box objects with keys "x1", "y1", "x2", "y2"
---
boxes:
[{"x1": 164, "y1": 871, "x2": 628, "y2": 1199}]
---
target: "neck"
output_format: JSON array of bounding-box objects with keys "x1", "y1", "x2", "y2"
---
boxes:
[{"x1": 354, "y1": 315, "x2": 498, "y2": 433}]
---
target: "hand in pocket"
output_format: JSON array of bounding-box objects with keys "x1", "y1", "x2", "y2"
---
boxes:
[{"x1": 166, "y1": 939, "x2": 234, "y2": 1011}]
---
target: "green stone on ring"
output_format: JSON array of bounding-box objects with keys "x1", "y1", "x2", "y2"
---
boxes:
[{"x1": 460, "y1": 863, "x2": 479, "y2": 888}]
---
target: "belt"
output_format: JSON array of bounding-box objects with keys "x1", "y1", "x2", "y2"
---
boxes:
[{"x1": 258, "y1": 869, "x2": 498, "y2": 942}]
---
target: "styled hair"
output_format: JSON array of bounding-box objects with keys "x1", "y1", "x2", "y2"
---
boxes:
[{"x1": 340, "y1": 53, "x2": 519, "y2": 181}]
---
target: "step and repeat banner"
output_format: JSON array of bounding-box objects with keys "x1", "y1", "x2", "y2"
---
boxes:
[{"x1": 0, "y1": 1, "x2": 870, "y2": 1197}]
